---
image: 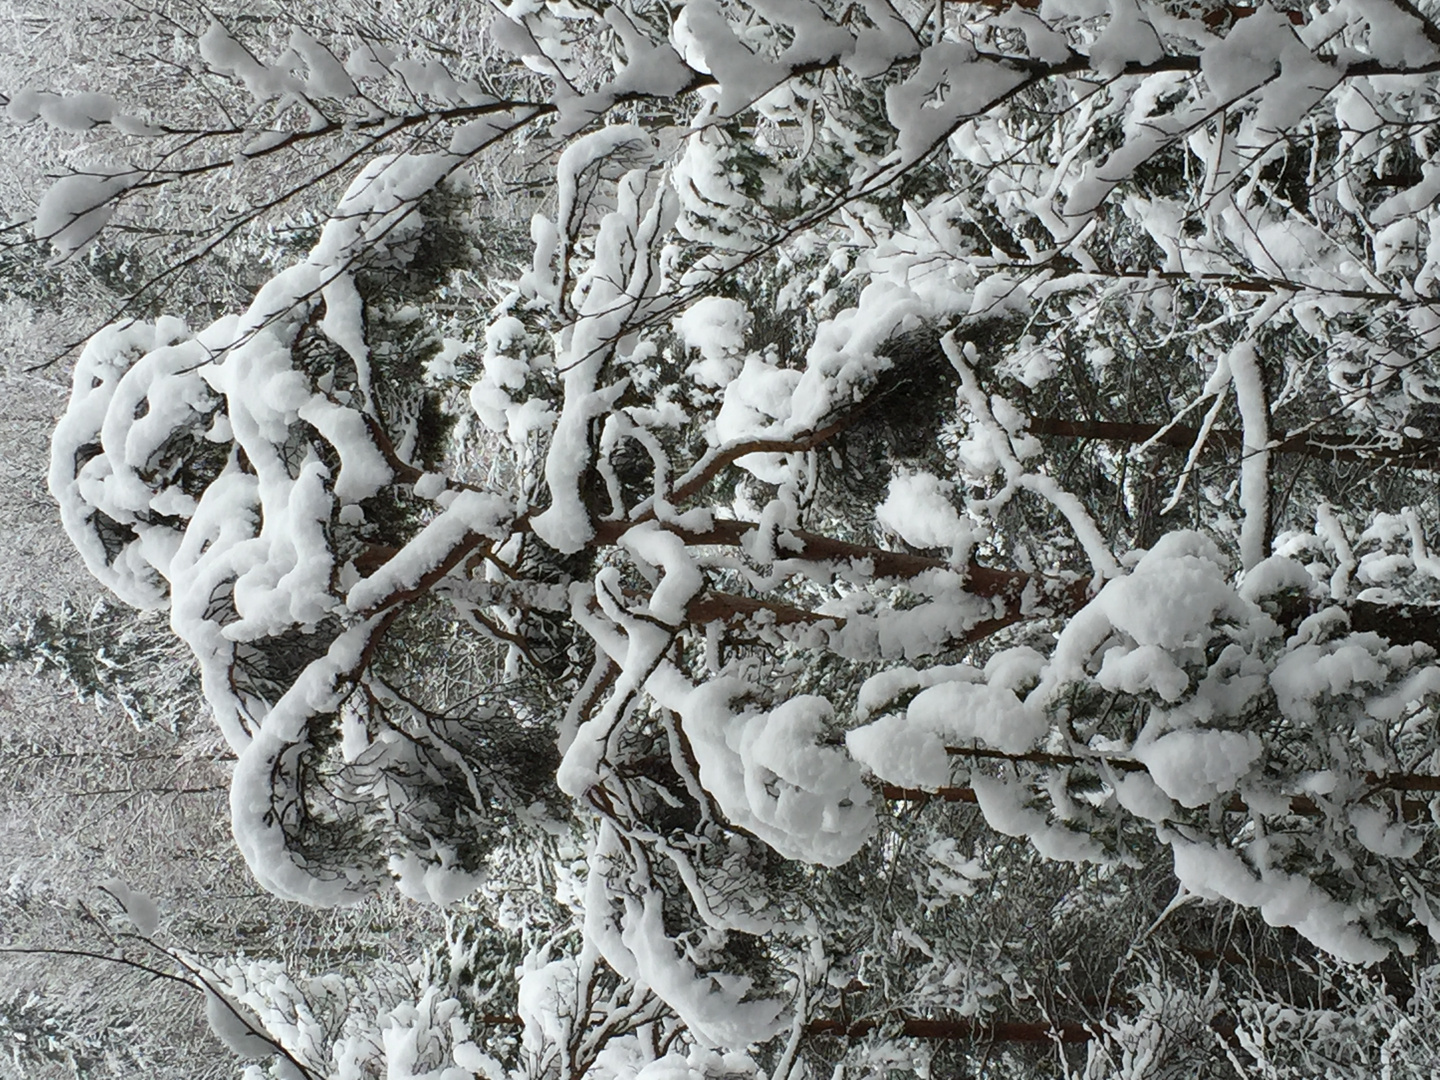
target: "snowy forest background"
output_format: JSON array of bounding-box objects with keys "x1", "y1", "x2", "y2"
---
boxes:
[{"x1": 12, "y1": 0, "x2": 1440, "y2": 1076}]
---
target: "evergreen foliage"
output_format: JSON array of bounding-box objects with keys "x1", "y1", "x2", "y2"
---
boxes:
[
  {"x1": 0, "y1": 601, "x2": 203, "y2": 732},
  {"x1": 20, "y1": 1, "x2": 1440, "y2": 1077}
]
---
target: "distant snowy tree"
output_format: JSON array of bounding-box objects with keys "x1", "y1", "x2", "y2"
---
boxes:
[{"x1": 0, "y1": 599, "x2": 203, "y2": 731}]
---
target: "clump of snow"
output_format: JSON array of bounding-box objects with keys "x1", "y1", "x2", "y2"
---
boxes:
[
  {"x1": 7, "y1": 88, "x2": 155, "y2": 133},
  {"x1": 671, "y1": 1, "x2": 788, "y2": 117},
  {"x1": 675, "y1": 296, "x2": 748, "y2": 387},
  {"x1": 516, "y1": 954, "x2": 579, "y2": 1056},
  {"x1": 1088, "y1": 0, "x2": 1163, "y2": 77},
  {"x1": 634, "y1": 1048, "x2": 761, "y2": 1080},
  {"x1": 1239, "y1": 554, "x2": 1321, "y2": 605},
  {"x1": 1097, "y1": 643, "x2": 1190, "y2": 702},
  {"x1": 846, "y1": 712, "x2": 950, "y2": 790},
  {"x1": 1269, "y1": 636, "x2": 1394, "y2": 722},
  {"x1": 1039, "y1": 531, "x2": 1258, "y2": 705},
  {"x1": 1168, "y1": 835, "x2": 1387, "y2": 964},
  {"x1": 389, "y1": 851, "x2": 487, "y2": 906},
  {"x1": 531, "y1": 150, "x2": 672, "y2": 553},
  {"x1": 49, "y1": 316, "x2": 208, "y2": 608},
  {"x1": 1350, "y1": 806, "x2": 1423, "y2": 860},
  {"x1": 1098, "y1": 532, "x2": 1247, "y2": 650},
  {"x1": 1112, "y1": 771, "x2": 1174, "y2": 822},
  {"x1": 204, "y1": 990, "x2": 274, "y2": 1058},
  {"x1": 678, "y1": 681, "x2": 875, "y2": 866},
  {"x1": 1133, "y1": 729, "x2": 1262, "y2": 808},
  {"x1": 620, "y1": 892, "x2": 786, "y2": 1046},
  {"x1": 848, "y1": 660, "x2": 1047, "y2": 789},
  {"x1": 35, "y1": 169, "x2": 140, "y2": 255},
  {"x1": 199, "y1": 21, "x2": 301, "y2": 101},
  {"x1": 884, "y1": 42, "x2": 1027, "y2": 170},
  {"x1": 972, "y1": 775, "x2": 1105, "y2": 863},
  {"x1": 909, "y1": 680, "x2": 1047, "y2": 755},
  {"x1": 714, "y1": 354, "x2": 802, "y2": 481},
  {"x1": 99, "y1": 878, "x2": 160, "y2": 936},
  {"x1": 876, "y1": 472, "x2": 974, "y2": 560}
]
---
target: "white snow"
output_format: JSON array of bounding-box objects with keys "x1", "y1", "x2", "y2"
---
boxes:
[
  {"x1": 35, "y1": 170, "x2": 139, "y2": 255},
  {"x1": 1111, "y1": 771, "x2": 1175, "y2": 823},
  {"x1": 1229, "y1": 342, "x2": 1271, "y2": 571},
  {"x1": 99, "y1": 878, "x2": 160, "y2": 936},
  {"x1": 846, "y1": 713, "x2": 951, "y2": 791},
  {"x1": 1133, "y1": 729, "x2": 1262, "y2": 808},
  {"x1": 909, "y1": 680, "x2": 1048, "y2": 756},
  {"x1": 1168, "y1": 835, "x2": 1387, "y2": 964},
  {"x1": 876, "y1": 472, "x2": 974, "y2": 560},
  {"x1": 1350, "y1": 806, "x2": 1423, "y2": 860},
  {"x1": 673, "y1": 679, "x2": 875, "y2": 866},
  {"x1": 205, "y1": 990, "x2": 275, "y2": 1058},
  {"x1": 346, "y1": 491, "x2": 511, "y2": 613},
  {"x1": 675, "y1": 296, "x2": 748, "y2": 387},
  {"x1": 199, "y1": 21, "x2": 302, "y2": 101},
  {"x1": 1088, "y1": 0, "x2": 1163, "y2": 77}
]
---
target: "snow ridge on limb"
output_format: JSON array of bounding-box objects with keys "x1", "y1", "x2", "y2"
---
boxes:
[
  {"x1": 51, "y1": 155, "x2": 534, "y2": 902},
  {"x1": 530, "y1": 132, "x2": 675, "y2": 554},
  {"x1": 849, "y1": 532, "x2": 1440, "y2": 961}
]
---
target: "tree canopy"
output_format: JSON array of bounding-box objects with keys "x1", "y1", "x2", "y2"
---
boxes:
[{"x1": 22, "y1": 0, "x2": 1440, "y2": 1075}]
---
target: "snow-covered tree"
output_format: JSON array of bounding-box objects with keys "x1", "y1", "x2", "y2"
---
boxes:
[
  {"x1": 0, "y1": 599, "x2": 204, "y2": 731},
  {"x1": 29, "y1": 0, "x2": 1440, "y2": 1075}
]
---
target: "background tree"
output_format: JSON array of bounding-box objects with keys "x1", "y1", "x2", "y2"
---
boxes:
[{"x1": 0, "y1": 599, "x2": 204, "y2": 731}]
